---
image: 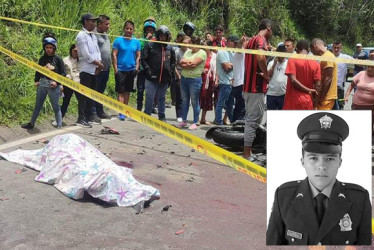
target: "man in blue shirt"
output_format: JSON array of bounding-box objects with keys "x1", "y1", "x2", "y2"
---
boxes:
[
  {"x1": 214, "y1": 35, "x2": 238, "y2": 125},
  {"x1": 112, "y1": 20, "x2": 141, "y2": 121}
]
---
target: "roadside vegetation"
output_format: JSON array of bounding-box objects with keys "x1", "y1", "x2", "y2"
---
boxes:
[{"x1": 0, "y1": 0, "x2": 373, "y2": 126}]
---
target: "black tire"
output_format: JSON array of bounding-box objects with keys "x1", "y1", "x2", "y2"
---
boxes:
[{"x1": 205, "y1": 125, "x2": 266, "y2": 153}]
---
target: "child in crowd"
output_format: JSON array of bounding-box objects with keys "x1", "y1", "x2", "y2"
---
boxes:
[{"x1": 22, "y1": 34, "x2": 65, "y2": 129}]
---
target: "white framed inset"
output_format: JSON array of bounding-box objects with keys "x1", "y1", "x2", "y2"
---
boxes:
[{"x1": 266, "y1": 110, "x2": 372, "y2": 227}]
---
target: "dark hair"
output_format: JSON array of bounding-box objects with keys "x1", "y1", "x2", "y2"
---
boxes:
[
  {"x1": 333, "y1": 41, "x2": 342, "y2": 45},
  {"x1": 285, "y1": 38, "x2": 295, "y2": 44},
  {"x1": 177, "y1": 32, "x2": 185, "y2": 39},
  {"x1": 258, "y1": 19, "x2": 272, "y2": 31},
  {"x1": 69, "y1": 44, "x2": 77, "y2": 57},
  {"x1": 369, "y1": 50, "x2": 374, "y2": 53},
  {"x1": 190, "y1": 36, "x2": 201, "y2": 45},
  {"x1": 124, "y1": 20, "x2": 135, "y2": 28},
  {"x1": 214, "y1": 26, "x2": 224, "y2": 32},
  {"x1": 296, "y1": 39, "x2": 309, "y2": 51},
  {"x1": 97, "y1": 15, "x2": 110, "y2": 25}
]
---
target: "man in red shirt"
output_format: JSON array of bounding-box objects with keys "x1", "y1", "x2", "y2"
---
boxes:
[
  {"x1": 212, "y1": 25, "x2": 227, "y2": 47},
  {"x1": 243, "y1": 19, "x2": 272, "y2": 160},
  {"x1": 283, "y1": 40, "x2": 321, "y2": 110}
]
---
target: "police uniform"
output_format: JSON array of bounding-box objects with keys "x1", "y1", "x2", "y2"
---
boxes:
[{"x1": 266, "y1": 112, "x2": 372, "y2": 245}]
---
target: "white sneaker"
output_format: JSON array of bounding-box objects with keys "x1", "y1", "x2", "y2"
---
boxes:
[
  {"x1": 51, "y1": 121, "x2": 58, "y2": 127},
  {"x1": 177, "y1": 117, "x2": 183, "y2": 123}
]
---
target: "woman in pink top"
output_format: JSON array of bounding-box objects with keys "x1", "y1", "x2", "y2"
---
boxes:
[{"x1": 345, "y1": 64, "x2": 374, "y2": 131}]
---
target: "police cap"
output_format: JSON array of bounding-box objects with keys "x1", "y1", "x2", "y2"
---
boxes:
[{"x1": 297, "y1": 112, "x2": 349, "y2": 154}]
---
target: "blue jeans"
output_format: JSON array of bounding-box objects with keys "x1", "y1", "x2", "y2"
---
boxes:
[
  {"x1": 94, "y1": 70, "x2": 109, "y2": 115},
  {"x1": 266, "y1": 95, "x2": 285, "y2": 110},
  {"x1": 31, "y1": 85, "x2": 62, "y2": 127},
  {"x1": 215, "y1": 84, "x2": 232, "y2": 124},
  {"x1": 144, "y1": 79, "x2": 168, "y2": 119},
  {"x1": 180, "y1": 77, "x2": 202, "y2": 124}
]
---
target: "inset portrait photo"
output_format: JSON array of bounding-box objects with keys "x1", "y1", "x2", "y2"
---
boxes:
[{"x1": 266, "y1": 110, "x2": 372, "y2": 246}]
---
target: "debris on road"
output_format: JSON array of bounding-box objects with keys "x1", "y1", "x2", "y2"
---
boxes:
[
  {"x1": 100, "y1": 126, "x2": 119, "y2": 135},
  {"x1": 186, "y1": 177, "x2": 195, "y2": 182},
  {"x1": 0, "y1": 198, "x2": 9, "y2": 201},
  {"x1": 175, "y1": 229, "x2": 184, "y2": 235},
  {"x1": 161, "y1": 205, "x2": 172, "y2": 213},
  {"x1": 15, "y1": 168, "x2": 27, "y2": 174}
]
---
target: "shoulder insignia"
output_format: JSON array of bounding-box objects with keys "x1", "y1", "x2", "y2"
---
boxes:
[
  {"x1": 278, "y1": 180, "x2": 302, "y2": 190},
  {"x1": 341, "y1": 182, "x2": 368, "y2": 192}
]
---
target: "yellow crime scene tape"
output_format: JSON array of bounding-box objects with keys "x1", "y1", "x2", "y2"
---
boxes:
[
  {"x1": 0, "y1": 45, "x2": 266, "y2": 183},
  {"x1": 1, "y1": 16, "x2": 374, "y2": 66}
]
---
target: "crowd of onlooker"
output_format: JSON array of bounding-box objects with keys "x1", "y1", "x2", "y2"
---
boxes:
[{"x1": 20, "y1": 14, "x2": 374, "y2": 162}]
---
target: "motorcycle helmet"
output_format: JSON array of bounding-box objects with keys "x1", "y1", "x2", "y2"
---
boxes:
[
  {"x1": 183, "y1": 21, "x2": 195, "y2": 36},
  {"x1": 42, "y1": 36, "x2": 57, "y2": 50},
  {"x1": 156, "y1": 25, "x2": 170, "y2": 41}
]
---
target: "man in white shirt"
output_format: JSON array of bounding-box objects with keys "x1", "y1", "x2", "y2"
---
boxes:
[
  {"x1": 75, "y1": 13, "x2": 104, "y2": 127},
  {"x1": 332, "y1": 41, "x2": 353, "y2": 110},
  {"x1": 266, "y1": 44, "x2": 288, "y2": 110}
]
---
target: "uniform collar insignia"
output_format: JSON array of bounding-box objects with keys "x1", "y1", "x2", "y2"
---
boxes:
[
  {"x1": 319, "y1": 115, "x2": 333, "y2": 129},
  {"x1": 339, "y1": 213, "x2": 352, "y2": 231},
  {"x1": 296, "y1": 193, "x2": 303, "y2": 198},
  {"x1": 338, "y1": 193, "x2": 346, "y2": 198}
]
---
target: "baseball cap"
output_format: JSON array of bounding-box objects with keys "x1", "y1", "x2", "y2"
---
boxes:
[
  {"x1": 81, "y1": 13, "x2": 98, "y2": 24},
  {"x1": 356, "y1": 43, "x2": 362, "y2": 47}
]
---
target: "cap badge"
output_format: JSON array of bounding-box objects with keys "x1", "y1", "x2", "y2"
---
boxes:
[
  {"x1": 319, "y1": 115, "x2": 333, "y2": 129},
  {"x1": 339, "y1": 213, "x2": 352, "y2": 231}
]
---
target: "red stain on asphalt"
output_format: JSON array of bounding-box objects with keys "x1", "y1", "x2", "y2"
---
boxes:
[
  {"x1": 113, "y1": 161, "x2": 134, "y2": 169},
  {"x1": 211, "y1": 200, "x2": 239, "y2": 209}
]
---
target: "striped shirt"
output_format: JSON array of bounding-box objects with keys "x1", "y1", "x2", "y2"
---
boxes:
[{"x1": 243, "y1": 34, "x2": 269, "y2": 93}]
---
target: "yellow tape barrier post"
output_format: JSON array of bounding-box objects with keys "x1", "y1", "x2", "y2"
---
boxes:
[
  {"x1": 0, "y1": 45, "x2": 267, "y2": 183},
  {"x1": 1, "y1": 16, "x2": 374, "y2": 66}
]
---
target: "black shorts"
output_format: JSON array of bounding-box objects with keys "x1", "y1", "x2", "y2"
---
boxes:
[{"x1": 115, "y1": 70, "x2": 136, "y2": 93}]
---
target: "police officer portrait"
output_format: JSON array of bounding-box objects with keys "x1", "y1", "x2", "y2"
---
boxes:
[{"x1": 266, "y1": 111, "x2": 372, "y2": 246}]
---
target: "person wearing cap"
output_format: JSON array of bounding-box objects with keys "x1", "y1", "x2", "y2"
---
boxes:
[
  {"x1": 266, "y1": 44, "x2": 288, "y2": 110},
  {"x1": 213, "y1": 35, "x2": 238, "y2": 125},
  {"x1": 310, "y1": 38, "x2": 338, "y2": 110},
  {"x1": 93, "y1": 15, "x2": 111, "y2": 119},
  {"x1": 75, "y1": 13, "x2": 103, "y2": 128},
  {"x1": 353, "y1": 43, "x2": 368, "y2": 76},
  {"x1": 283, "y1": 39, "x2": 320, "y2": 110},
  {"x1": 266, "y1": 112, "x2": 371, "y2": 245},
  {"x1": 21, "y1": 33, "x2": 65, "y2": 130}
]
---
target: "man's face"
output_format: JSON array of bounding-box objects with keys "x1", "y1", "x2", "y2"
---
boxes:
[
  {"x1": 227, "y1": 40, "x2": 235, "y2": 48},
  {"x1": 145, "y1": 27, "x2": 155, "y2": 36},
  {"x1": 159, "y1": 34, "x2": 167, "y2": 42},
  {"x1": 215, "y1": 29, "x2": 223, "y2": 39},
  {"x1": 310, "y1": 45, "x2": 318, "y2": 55},
  {"x1": 124, "y1": 24, "x2": 134, "y2": 37},
  {"x1": 356, "y1": 46, "x2": 362, "y2": 52},
  {"x1": 97, "y1": 20, "x2": 110, "y2": 32},
  {"x1": 284, "y1": 41, "x2": 294, "y2": 53},
  {"x1": 333, "y1": 43, "x2": 342, "y2": 56},
  {"x1": 84, "y1": 19, "x2": 96, "y2": 31},
  {"x1": 301, "y1": 151, "x2": 342, "y2": 191}
]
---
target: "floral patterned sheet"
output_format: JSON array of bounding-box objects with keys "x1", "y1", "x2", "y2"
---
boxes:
[{"x1": 0, "y1": 133, "x2": 160, "y2": 207}]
